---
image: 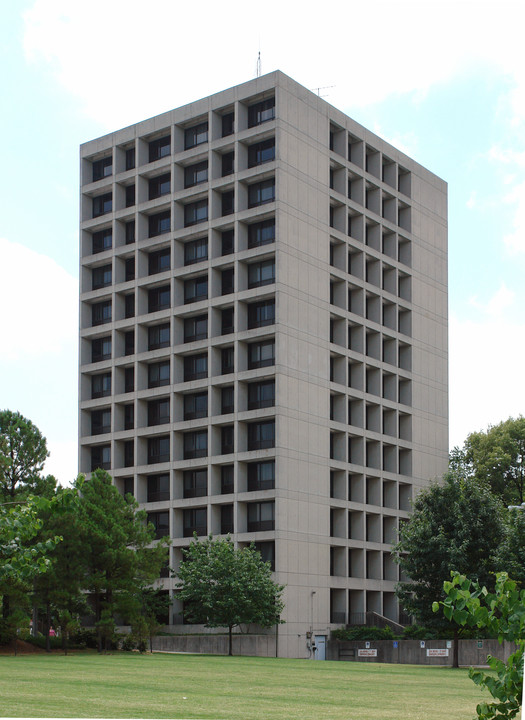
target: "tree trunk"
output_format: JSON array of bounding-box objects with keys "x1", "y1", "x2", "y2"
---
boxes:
[
  {"x1": 45, "y1": 600, "x2": 51, "y2": 653},
  {"x1": 453, "y1": 627, "x2": 459, "y2": 668},
  {"x1": 228, "y1": 625, "x2": 233, "y2": 656}
]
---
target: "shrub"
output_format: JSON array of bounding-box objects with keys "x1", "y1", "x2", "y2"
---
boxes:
[{"x1": 332, "y1": 625, "x2": 396, "y2": 641}]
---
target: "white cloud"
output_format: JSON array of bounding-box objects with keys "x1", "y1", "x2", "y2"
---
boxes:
[
  {"x1": 466, "y1": 191, "x2": 477, "y2": 209},
  {"x1": 0, "y1": 237, "x2": 78, "y2": 361},
  {"x1": 469, "y1": 283, "x2": 515, "y2": 318},
  {"x1": 503, "y1": 181, "x2": 525, "y2": 254}
]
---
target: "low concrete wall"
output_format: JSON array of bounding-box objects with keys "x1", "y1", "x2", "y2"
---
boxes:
[
  {"x1": 152, "y1": 633, "x2": 277, "y2": 657},
  {"x1": 328, "y1": 639, "x2": 517, "y2": 666}
]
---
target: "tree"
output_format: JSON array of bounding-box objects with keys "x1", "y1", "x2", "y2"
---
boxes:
[
  {"x1": 393, "y1": 474, "x2": 505, "y2": 667},
  {"x1": 75, "y1": 471, "x2": 168, "y2": 652},
  {"x1": 433, "y1": 572, "x2": 524, "y2": 720},
  {"x1": 494, "y1": 508, "x2": 525, "y2": 589},
  {"x1": 462, "y1": 417, "x2": 525, "y2": 506},
  {"x1": 177, "y1": 535, "x2": 284, "y2": 656},
  {"x1": 0, "y1": 410, "x2": 54, "y2": 504}
]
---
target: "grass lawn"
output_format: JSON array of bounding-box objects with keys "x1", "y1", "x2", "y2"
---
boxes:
[{"x1": 0, "y1": 652, "x2": 487, "y2": 719}]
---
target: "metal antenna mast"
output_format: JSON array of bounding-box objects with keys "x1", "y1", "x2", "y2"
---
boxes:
[{"x1": 256, "y1": 51, "x2": 261, "y2": 78}]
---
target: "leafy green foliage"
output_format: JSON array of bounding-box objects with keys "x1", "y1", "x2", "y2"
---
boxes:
[
  {"x1": 494, "y1": 508, "x2": 525, "y2": 588},
  {"x1": 177, "y1": 535, "x2": 284, "y2": 655},
  {"x1": 433, "y1": 572, "x2": 524, "y2": 719},
  {"x1": 331, "y1": 625, "x2": 395, "y2": 641}
]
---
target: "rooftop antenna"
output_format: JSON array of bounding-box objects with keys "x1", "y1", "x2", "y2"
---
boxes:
[
  {"x1": 312, "y1": 85, "x2": 335, "y2": 98},
  {"x1": 256, "y1": 50, "x2": 261, "y2": 78}
]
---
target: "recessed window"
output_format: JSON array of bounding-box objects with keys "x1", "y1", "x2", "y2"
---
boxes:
[
  {"x1": 147, "y1": 473, "x2": 170, "y2": 502},
  {"x1": 92, "y1": 300, "x2": 112, "y2": 326},
  {"x1": 184, "y1": 199, "x2": 208, "y2": 227},
  {"x1": 92, "y1": 228, "x2": 112, "y2": 254},
  {"x1": 248, "y1": 420, "x2": 275, "y2": 450},
  {"x1": 248, "y1": 219, "x2": 275, "y2": 248},
  {"x1": 221, "y1": 504, "x2": 234, "y2": 535},
  {"x1": 221, "y1": 229, "x2": 234, "y2": 256},
  {"x1": 247, "y1": 501, "x2": 275, "y2": 531},
  {"x1": 183, "y1": 507, "x2": 207, "y2": 537},
  {"x1": 183, "y1": 391, "x2": 208, "y2": 420},
  {"x1": 221, "y1": 386, "x2": 234, "y2": 414},
  {"x1": 124, "y1": 367, "x2": 134, "y2": 393},
  {"x1": 147, "y1": 436, "x2": 170, "y2": 464},
  {"x1": 184, "y1": 275, "x2": 208, "y2": 304},
  {"x1": 149, "y1": 173, "x2": 171, "y2": 200},
  {"x1": 221, "y1": 268, "x2": 234, "y2": 295},
  {"x1": 148, "y1": 398, "x2": 170, "y2": 426},
  {"x1": 248, "y1": 179, "x2": 275, "y2": 208},
  {"x1": 222, "y1": 151, "x2": 234, "y2": 177},
  {"x1": 149, "y1": 248, "x2": 171, "y2": 275},
  {"x1": 248, "y1": 138, "x2": 275, "y2": 167},
  {"x1": 92, "y1": 156, "x2": 112, "y2": 182},
  {"x1": 248, "y1": 97, "x2": 275, "y2": 127},
  {"x1": 184, "y1": 314, "x2": 207, "y2": 343},
  {"x1": 149, "y1": 135, "x2": 171, "y2": 162},
  {"x1": 248, "y1": 380, "x2": 275, "y2": 410},
  {"x1": 221, "y1": 465, "x2": 234, "y2": 494},
  {"x1": 222, "y1": 112, "x2": 234, "y2": 137},
  {"x1": 184, "y1": 353, "x2": 208, "y2": 381},
  {"x1": 149, "y1": 211, "x2": 171, "y2": 238},
  {"x1": 221, "y1": 307, "x2": 234, "y2": 335},
  {"x1": 148, "y1": 511, "x2": 170, "y2": 539},
  {"x1": 221, "y1": 190, "x2": 234, "y2": 216},
  {"x1": 248, "y1": 460, "x2": 275, "y2": 491},
  {"x1": 91, "y1": 372, "x2": 111, "y2": 398},
  {"x1": 184, "y1": 237, "x2": 208, "y2": 266},
  {"x1": 148, "y1": 361, "x2": 170, "y2": 388},
  {"x1": 221, "y1": 347, "x2": 234, "y2": 375},
  {"x1": 184, "y1": 161, "x2": 208, "y2": 188},
  {"x1": 148, "y1": 285, "x2": 170, "y2": 313},
  {"x1": 248, "y1": 339, "x2": 274, "y2": 369},
  {"x1": 221, "y1": 425, "x2": 234, "y2": 455},
  {"x1": 183, "y1": 430, "x2": 208, "y2": 459},
  {"x1": 91, "y1": 445, "x2": 110, "y2": 471},
  {"x1": 248, "y1": 259, "x2": 275, "y2": 288},
  {"x1": 183, "y1": 469, "x2": 207, "y2": 498},
  {"x1": 124, "y1": 294, "x2": 135, "y2": 319},
  {"x1": 92, "y1": 264, "x2": 112, "y2": 290},
  {"x1": 92, "y1": 337, "x2": 111, "y2": 363},
  {"x1": 148, "y1": 323, "x2": 170, "y2": 350},
  {"x1": 124, "y1": 404, "x2": 134, "y2": 430},
  {"x1": 125, "y1": 147, "x2": 135, "y2": 171},
  {"x1": 124, "y1": 439, "x2": 134, "y2": 467},
  {"x1": 184, "y1": 121, "x2": 208, "y2": 150},
  {"x1": 248, "y1": 299, "x2": 275, "y2": 328},
  {"x1": 254, "y1": 541, "x2": 275, "y2": 570},
  {"x1": 125, "y1": 184, "x2": 135, "y2": 208},
  {"x1": 93, "y1": 193, "x2": 112, "y2": 217},
  {"x1": 91, "y1": 408, "x2": 111, "y2": 435},
  {"x1": 125, "y1": 257, "x2": 135, "y2": 281},
  {"x1": 125, "y1": 221, "x2": 135, "y2": 245},
  {"x1": 124, "y1": 330, "x2": 134, "y2": 356}
]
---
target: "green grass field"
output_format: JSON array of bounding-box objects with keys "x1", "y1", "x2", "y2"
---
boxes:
[{"x1": 0, "y1": 652, "x2": 486, "y2": 719}]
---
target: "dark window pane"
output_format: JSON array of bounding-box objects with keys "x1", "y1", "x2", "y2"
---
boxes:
[
  {"x1": 248, "y1": 461, "x2": 275, "y2": 491},
  {"x1": 184, "y1": 122, "x2": 208, "y2": 150},
  {"x1": 125, "y1": 294, "x2": 135, "y2": 319},
  {"x1": 92, "y1": 372, "x2": 111, "y2": 398},
  {"x1": 147, "y1": 474, "x2": 170, "y2": 502},
  {"x1": 221, "y1": 307, "x2": 234, "y2": 335},
  {"x1": 248, "y1": 300, "x2": 275, "y2": 328},
  {"x1": 248, "y1": 97, "x2": 275, "y2": 127},
  {"x1": 221, "y1": 268, "x2": 234, "y2": 295},
  {"x1": 248, "y1": 380, "x2": 275, "y2": 410},
  {"x1": 248, "y1": 179, "x2": 275, "y2": 208},
  {"x1": 221, "y1": 465, "x2": 234, "y2": 494},
  {"x1": 248, "y1": 138, "x2": 275, "y2": 167},
  {"x1": 222, "y1": 112, "x2": 234, "y2": 137},
  {"x1": 221, "y1": 190, "x2": 234, "y2": 216},
  {"x1": 124, "y1": 439, "x2": 134, "y2": 467},
  {"x1": 149, "y1": 211, "x2": 171, "y2": 237},
  {"x1": 93, "y1": 193, "x2": 112, "y2": 217},
  {"x1": 222, "y1": 151, "x2": 234, "y2": 177},
  {"x1": 221, "y1": 347, "x2": 234, "y2": 375},
  {"x1": 183, "y1": 430, "x2": 207, "y2": 459},
  {"x1": 92, "y1": 156, "x2": 112, "y2": 182},
  {"x1": 148, "y1": 285, "x2": 171, "y2": 312},
  {"x1": 125, "y1": 184, "x2": 135, "y2": 208},
  {"x1": 92, "y1": 300, "x2": 112, "y2": 326},
  {"x1": 183, "y1": 469, "x2": 207, "y2": 498},
  {"x1": 254, "y1": 541, "x2": 275, "y2": 570},
  {"x1": 248, "y1": 420, "x2": 275, "y2": 450},
  {"x1": 148, "y1": 398, "x2": 170, "y2": 426},
  {"x1": 125, "y1": 221, "x2": 135, "y2": 245},
  {"x1": 125, "y1": 147, "x2": 135, "y2": 170},
  {"x1": 221, "y1": 504, "x2": 234, "y2": 534},
  {"x1": 124, "y1": 330, "x2": 134, "y2": 356},
  {"x1": 148, "y1": 323, "x2": 170, "y2": 350},
  {"x1": 91, "y1": 408, "x2": 111, "y2": 435},
  {"x1": 184, "y1": 161, "x2": 208, "y2": 189},
  {"x1": 184, "y1": 237, "x2": 208, "y2": 266},
  {"x1": 124, "y1": 404, "x2": 134, "y2": 430},
  {"x1": 124, "y1": 367, "x2": 134, "y2": 393},
  {"x1": 184, "y1": 392, "x2": 208, "y2": 420},
  {"x1": 221, "y1": 425, "x2": 234, "y2": 455},
  {"x1": 248, "y1": 340, "x2": 274, "y2": 369},
  {"x1": 184, "y1": 353, "x2": 208, "y2": 381},
  {"x1": 148, "y1": 511, "x2": 169, "y2": 539},
  {"x1": 148, "y1": 436, "x2": 170, "y2": 464},
  {"x1": 149, "y1": 173, "x2": 171, "y2": 200},
  {"x1": 248, "y1": 219, "x2": 275, "y2": 248},
  {"x1": 92, "y1": 337, "x2": 111, "y2": 363},
  {"x1": 183, "y1": 507, "x2": 207, "y2": 537},
  {"x1": 184, "y1": 200, "x2": 208, "y2": 227},
  {"x1": 184, "y1": 315, "x2": 207, "y2": 343},
  {"x1": 184, "y1": 276, "x2": 208, "y2": 304},
  {"x1": 248, "y1": 259, "x2": 275, "y2": 288},
  {"x1": 125, "y1": 257, "x2": 135, "y2": 281},
  {"x1": 149, "y1": 135, "x2": 171, "y2": 162},
  {"x1": 247, "y1": 501, "x2": 275, "y2": 531},
  {"x1": 148, "y1": 361, "x2": 170, "y2": 388},
  {"x1": 92, "y1": 264, "x2": 112, "y2": 290},
  {"x1": 92, "y1": 228, "x2": 112, "y2": 254},
  {"x1": 221, "y1": 229, "x2": 234, "y2": 256},
  {"x1": 149, "y1": 248, "x2": 171, "y2": 275},
  {"x1": 91, "y1": 445, "x2": 110, "y2": 471},
  {"x1": 221, "y1": 386, "x2": 234, "y2": 414}
]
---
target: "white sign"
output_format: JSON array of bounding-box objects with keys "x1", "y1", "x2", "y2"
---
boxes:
[
  {"x1": 358, "y1": 649, "x2": 378, "y2": 657},
  {"x1": 446, "y1": 640, "x2": 452, "y2": 649},
  {"x1": 420, "y1": 640, "x2": 425, "y2": 648},
  {"x1": 365, "y1": 641, "x2": 370, "y2": 649},
  {"x1": 427, "y1": 648, "x2": 449, "y2": 657}
]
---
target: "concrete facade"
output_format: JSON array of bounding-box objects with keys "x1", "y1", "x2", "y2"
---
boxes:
[{"x1": 79, "y1": 71, "x2": 448, "y2": 659}]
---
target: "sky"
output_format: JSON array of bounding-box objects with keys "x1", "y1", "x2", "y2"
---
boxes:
[{"x1": 1, "y1": 0, "x2": 525, "y2": 486}]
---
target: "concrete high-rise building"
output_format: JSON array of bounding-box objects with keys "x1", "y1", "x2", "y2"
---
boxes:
[{"x1": 79, "y1": 71, "x2": 448, "y2": 659}]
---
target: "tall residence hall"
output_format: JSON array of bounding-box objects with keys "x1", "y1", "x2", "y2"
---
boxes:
[{"x1": 79, "y1": 71, "x2": 448, "y2": 659}]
